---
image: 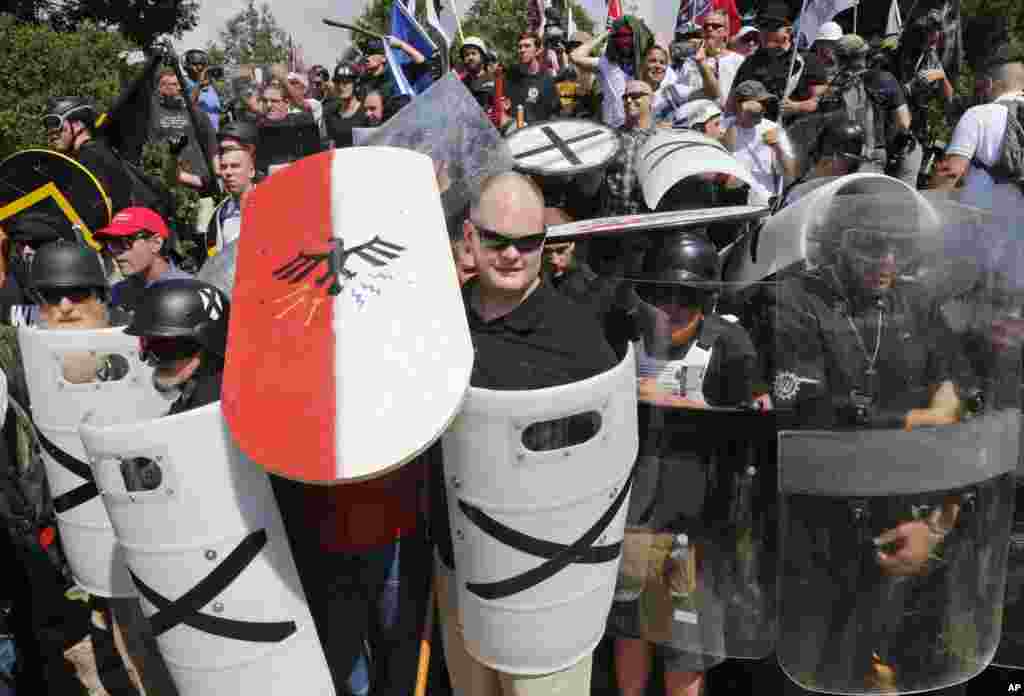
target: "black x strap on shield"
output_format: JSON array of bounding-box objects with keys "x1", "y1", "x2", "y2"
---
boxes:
[
  {"x1": 458, "y1": 476, "x2": 633, "y2": 600},
  {"x1": 36, "y1": 431, "x2": 99, "y2": 514},
  {"x1": 514, "y1": 127, "x2": 607, "y2": 166},
  {"x1": 131, "y1": 529, "x2": 297, "y2": 643}
]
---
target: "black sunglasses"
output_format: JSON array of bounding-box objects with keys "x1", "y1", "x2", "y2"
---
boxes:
[
  {"x1": 139, "y1": 336, "x2": 201, "y2": 366},
  {"x1": 472, "y1": 221, "x2": 547, "y2": 253},
  {"x1": 100, "y1": 232, "x2": 152, "y2": 255},
  {"x1": 36, "y1": 286, "x2": 99, "y2": 306}
]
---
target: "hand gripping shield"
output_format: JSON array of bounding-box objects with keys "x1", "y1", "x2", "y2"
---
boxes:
[
  {"x1": 611, "y1": 280, "x2": 778, "y2": 663},
  {"x1": 78, "y1": 403, "x2": 333, "y2": 696},
  {"x1": 18, "y1": 326, "x2": 167, "y2": 597},
  {"x1": 773, "y1": 194, "x2": 1020, "y2": 694},
  {"x1": 442, "y1": 347, "x2": 639, "y2": 675}
]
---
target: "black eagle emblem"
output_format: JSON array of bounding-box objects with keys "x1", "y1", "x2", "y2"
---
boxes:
[{"x1": 273, "y1": 236, "x2": 407, "y2": 296}]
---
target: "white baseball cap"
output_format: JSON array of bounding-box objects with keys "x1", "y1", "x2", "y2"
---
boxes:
[
  {"x1": 673, "y1": 99, "x2": 722, "y2": 129},
  {"x1": 816, "y1": 21, "x2": 843, "y2": 43}
]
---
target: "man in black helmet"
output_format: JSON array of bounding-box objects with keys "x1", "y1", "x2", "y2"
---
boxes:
[
  {"x1": 44, "y1": 97, "x2": 133, "y2": 213},
  {"x1": 610, "y1": 228, "x2": 762, "y2": 696},
  {"x1": 322, "y1": 64, "x2": 368, "y2": 149},
  {"x1": 30, "y1": 240, "x2": 118, "y2": 333},
  {"x1": 182, "y1": 49, "x2": 222, "y2": 132},
  {"x1": 0, "y1": 212, "x2": 80, "y2": 326},
  {"x1": 125, "y1": 278, "x2": 229, "y2": 414},
  {"x1": 782, "y1": 117, "x2": 870, "y2": 206}
]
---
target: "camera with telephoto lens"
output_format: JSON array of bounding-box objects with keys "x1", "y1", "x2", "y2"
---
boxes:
[
  {"x1": 544, "y1": 25, "x2": 566, "y2": 52},
  {"x1": 845, "y1": 389, "x2": 875, "y2": 427}
]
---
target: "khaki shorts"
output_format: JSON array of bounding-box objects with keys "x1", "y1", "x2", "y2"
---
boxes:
[{"x1": 434, "y1": 555, "x2": 593, "y2": 696}]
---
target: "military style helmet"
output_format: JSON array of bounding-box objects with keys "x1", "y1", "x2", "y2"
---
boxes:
[
  {"x1": 43, "y1": 96, "x2": 97, "y2": 132},
  {"x1": 183, "y1": 49, "x2": 209, "y2": 67},
  {"x1": 30, "y1": 240, "x2": 107, "y2": 292},
  {"x1": 834, "y1": 34, "x2": 870, "y2": 60},
  {"x1": 5, "y1": 212, "x2": 76, "y2": 248},
  {"x1": 632, "y1": 230, "x2": 720, "y2": 308},
  {"x1": 125, "y1": 279, "x2": 230, "y2": 358},
  {"x1": 218, "y1": 120, "x2": 259, "y2": 147},
  {"x1": 461, "y1": 36, "x2": 490, "y2": 60},
  {"x1": 333, "y1": 63, "x2": 357, "y2": 82}
]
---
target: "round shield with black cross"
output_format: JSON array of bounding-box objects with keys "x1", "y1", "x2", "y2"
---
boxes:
[
  {"x1": 0, "y1": 149, "x2": 112, "y2": 250},
  {"x1": 505, "y1": 120, "x2": 621, "y2": 177}
]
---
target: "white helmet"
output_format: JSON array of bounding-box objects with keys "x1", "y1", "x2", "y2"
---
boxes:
[
  {"x1": 816, "y1": 21, "x2": 843, "y2": 43},
  {"x1": 461, "y1": 36, "x2": 489, "y2": 59}
]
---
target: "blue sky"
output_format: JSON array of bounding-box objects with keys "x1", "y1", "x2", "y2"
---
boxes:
[{"x1": 175, "y1": 0, "x2": 679, "y2": 66}]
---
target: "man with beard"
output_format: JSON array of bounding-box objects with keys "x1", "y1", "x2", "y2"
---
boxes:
[
  {"x1": 459, "y1": 37, "x2": 495, "y2": 109},
  {"x1": 506, "y1": 32, "x2": 562, "y2": 125},
  {"x1": 43, "y1": 97, "x2": 133, "y2": 213},
  {"x1": 94, "y1": 208, "x2": 192, "y2": 314},
  {"x1": 571, "y1": 15, "x2": 655, "y2": 128},
  {"x1": 125, "y1": 279, "x2": 228, "y2": 414}
]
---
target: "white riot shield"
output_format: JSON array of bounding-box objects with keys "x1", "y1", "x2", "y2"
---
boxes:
[
  {"x1": 609, "y1": 280, "x2": 778, "y2": 664},
  {"x1": 442, "y1": 348, "x2": 639, "y2": 675},
  {"x1": 18, "y1": 327, "x2": 167, "y2": 597},
  {"x1": 636, "y1": 129, "x2": 767, "y2": 211},
  {"x1": 78, "y1": 403, "x2": 333, "y2": 696},
  {"x1": 773, "y1": 193, "x2": 1020, "y2": 694}
]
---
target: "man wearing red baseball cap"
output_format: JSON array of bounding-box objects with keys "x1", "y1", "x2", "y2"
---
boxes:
[{"x1": 94, "y1": 207, "x2": 193, "y2": 313}]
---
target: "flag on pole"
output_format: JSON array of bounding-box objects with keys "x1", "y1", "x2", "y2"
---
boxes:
[
  {"x1": 391, "y1": 0, "x2": 438, "y2": 92},
  {"x1": 568, "y1": 4, "x2": 577, "y2": 37},
  {"x1": 424, "y1": 0, "x2": 451, "y2": 48},
  {"x1": 796, "y1": 0, "x2": 859, "y2": 50},
  {"x1": 886, "y1": 0, "x2": 901, "y2": 35},
  {"x1": 607, "y1": 0, "x2": 622, "y2": 29},
  {"x1": 384, "y1": 43, "x2": 416, "y2": 97},
  {"x1": 677, "y1": 0, "x2": 742, "y2": 37}
]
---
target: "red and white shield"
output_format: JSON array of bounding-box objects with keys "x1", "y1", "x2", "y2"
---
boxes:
[{"x1": 223, "y1": 147, "x2": 473, "y2": 484}]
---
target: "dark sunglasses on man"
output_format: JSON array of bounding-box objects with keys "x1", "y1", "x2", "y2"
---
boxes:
[
  {"x1": 139, "y1": 336, "x2": 202, "y2": 367},
  {"x1": 35, "y1": 286, "x2": 100, "y2": 306},
  {"x1": 100, "y1": 231, "x2": 153, "y2": 255},
  {"x1": 472, "y1": 221, "x2": 547, "y2": 253}
]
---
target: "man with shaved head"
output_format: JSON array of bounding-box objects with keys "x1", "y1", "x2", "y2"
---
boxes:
[
  {"x1": 431, "y1": 171, "x2": 617, "y2": 696},
  {"x1": 932, "y1": 54, "x2": 1024, "y2": 211}
]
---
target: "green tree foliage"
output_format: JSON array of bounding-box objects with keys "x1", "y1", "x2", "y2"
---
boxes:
[
  {"x1": 0, "y1": 14, "x2": 134, "y2": 159},
  {"x1": 352, "y1": 0, "x2": 595, "y2": 66},
  {"x1": 208, "y1": 0, "x2": 289, "y2": 65},
  {"x1": 59, "y1": 0, "x2": 199, "y2": 48}
]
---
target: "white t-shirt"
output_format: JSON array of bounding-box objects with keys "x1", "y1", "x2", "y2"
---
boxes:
[
  {"x1": 946, "y1": 93, "x2": 1024, "y2": 211},
  {"x1": 713, "y1": 52, "x2": 745, "y2": 109},
  {"x1": 727, "y1": 117, "x2": 794, "y2": 203}
]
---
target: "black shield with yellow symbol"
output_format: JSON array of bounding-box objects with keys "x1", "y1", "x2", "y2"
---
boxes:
[{"x1": 0, "y1": 149, "x2": 112, "y2": 250}]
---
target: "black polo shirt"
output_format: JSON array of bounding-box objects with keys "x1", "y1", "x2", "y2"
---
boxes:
[
  {"x1": 463, "y1": 277, "x2": 618, "y2": 390},
  {"x1": 432, "y1": 277, "x2": 618, "y2": 567}
]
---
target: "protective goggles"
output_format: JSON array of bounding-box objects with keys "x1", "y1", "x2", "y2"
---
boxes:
[
  {"x1": 472, "y1": 221, "x2": 547, "y2": 253},
  {"x1": 139, "y1": 336, "x2": 201, "y2": 366},
  {"x1": 99, "y1": 232, "x2": 153, "y2": 255},
  {"x1": 35, "y1": 286, "x2": 100, "y2": 306}
]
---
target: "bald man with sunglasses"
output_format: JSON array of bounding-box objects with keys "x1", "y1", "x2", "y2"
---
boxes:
[{"x1": 436, "y1": 171, "x2": 617, "y2": 694}]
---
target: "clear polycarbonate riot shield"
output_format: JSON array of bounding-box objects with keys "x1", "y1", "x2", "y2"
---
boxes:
[
  {"x1": 608, "y1": 279, "x2": 778, "y2": 665},
  {"x1": 773, "y1": 192, "x2": 1020, "y2": 694},
  {"x1": 442, "y1": 347, "x2": 639, "y2": 675},
  {"x1": 18, "y1": 326, "x2": 168, "y2": 597},
  {"x1": 78, "y1": 403, "x2": 334, "y2": 696}
]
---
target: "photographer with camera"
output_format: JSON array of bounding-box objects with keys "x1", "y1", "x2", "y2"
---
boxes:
[{"x1": 182, "y1": 49, "x2": 223, "y2": 131}]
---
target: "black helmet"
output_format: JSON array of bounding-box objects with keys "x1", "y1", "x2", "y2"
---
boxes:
[
  {"x1": 218, "y1": 120, "x2": 259, "y2": 147},
  {"x1": 183, "y1": 49, "x2": 209, "y2": 67},
  {"x1": 30, "y1": 240, "x2": 107, "y2": 292},
  {"x1": 43, "y1": 96, "x2": 96, "y2": 132},
  {"x1": 6, "y1": 212, "x2": 75, "y2": 248},
  {"x1": 125, "y1": 279, "x2": 230, "y2": 358},
  {"x1": 333, "y1": 63, "x2": 357, "y2": 82},
  {"x1": 819, "y1": 118, "x2": 867, "y2": 162},
  {"x1": 633, "y1": 230, "x2": 719, "y2": 307}
]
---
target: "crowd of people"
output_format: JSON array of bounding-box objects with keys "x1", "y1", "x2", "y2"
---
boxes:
[{"x1": 1, "y1": 2, "x2": 1024, "y2": 696}]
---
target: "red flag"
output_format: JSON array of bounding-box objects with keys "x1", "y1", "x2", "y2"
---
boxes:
[{"x1": 607, "y1": 0, "x2": 622, "y2": 28}]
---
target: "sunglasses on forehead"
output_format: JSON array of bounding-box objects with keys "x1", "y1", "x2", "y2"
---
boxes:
[
  {"x1": 471, "y1": 221, "x2": 547, "y2": 253},
  {"x1": 36, "y1": 286, "x2": 99, "y2": 306}
]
